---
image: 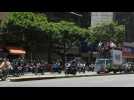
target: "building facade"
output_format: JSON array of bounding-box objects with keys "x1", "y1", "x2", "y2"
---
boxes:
[{"x1": 91, "y1": 12, "x2": 113, "y2": 26}]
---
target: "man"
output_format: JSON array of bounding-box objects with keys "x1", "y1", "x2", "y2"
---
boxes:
[{"x1": 0, "y1": 58, "x2": 12, "y2": 80}]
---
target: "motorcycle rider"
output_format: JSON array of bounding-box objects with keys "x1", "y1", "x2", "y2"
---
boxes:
[{"x1": 0, "y1": 58, "x2": 12, "y2": 80}]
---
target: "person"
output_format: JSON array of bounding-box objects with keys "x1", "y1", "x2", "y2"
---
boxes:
[
  {"x1": 52, "y1": 62, "x2": 56, "y2": 72},
  {"x1": 0, "y1": 58, "x2": 12, "y2": 79},
  {"x1": 44, "y1": 61, "x2": 48, "y2": 72},
  {"x1": 39, "y1": 62, "x2": 45, "y2": 75},
  {"x1": 71, "y1": 61, "x2": 77, "y2": 68},
  {"x1": 90, "y1": 64, "x2": 94, "y2": 72},
  {"x1": 33, "y1": 63, "x2": 38, "y2": 75},
  {"x1": 18, "y1": 63, "x2": 23, "y2": 75}
]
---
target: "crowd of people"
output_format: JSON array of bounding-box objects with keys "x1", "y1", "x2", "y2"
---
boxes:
[
  {"x1": 0, "y1": 57, "x2": 95, "y2": 80},
  {"x1": 8, "y1": 58, "x2": 63, "y2": 76}
]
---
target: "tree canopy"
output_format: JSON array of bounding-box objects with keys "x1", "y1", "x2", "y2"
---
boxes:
[
  {"x1": 1, "y1": 12, "x2": 48, "y2": 33},
  {"x1": 88, "y1": 22, "x2": 125, "y2": 44},
  {"x1": 1, "y1": 12, "x2": 91, "y2": 61}
]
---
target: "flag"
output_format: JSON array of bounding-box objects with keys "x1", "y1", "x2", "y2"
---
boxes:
[
  {"x1": 98, "y1": 42, "x2": 102, "y2": 47},
  {"x1": 110, "y1": 42, "x2": 116, "y2": 48}
]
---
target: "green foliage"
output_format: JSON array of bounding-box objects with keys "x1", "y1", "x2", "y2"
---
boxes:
[
  {"x1": 88, "y1": 22, "x2": 125, "y2": 44},
  {"x1": 1, "y1": 12, "x2": 91, "y2": 61},
  {"x1": 0, "y1": 12, "x2": 125, "y2": 63},
  {"x1": 1, "y1": 12, "x2": 48, "y2": 33}
]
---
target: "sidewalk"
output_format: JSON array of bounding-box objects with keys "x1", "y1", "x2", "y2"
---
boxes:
[
  {"x1": 9, "y1": 71, "x2": 132, "y2": 82},
  {"x1": 9, "y1": 72, "x2": 97, "y2": 82}
]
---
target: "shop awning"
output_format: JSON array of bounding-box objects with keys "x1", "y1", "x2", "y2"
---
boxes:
[
  {"x1": 9, "y1": 49, "x2": 26, "y2": 54},
  {"x1": 6, "y1": 47, "x2": 26, "y2": 55}
]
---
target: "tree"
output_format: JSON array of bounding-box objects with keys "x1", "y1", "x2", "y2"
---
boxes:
[
  {"x1": 86, "y1": 22, "x2": 125, "y2": 61},
  {"x1": 1, "y1": 12, "x2": 49, "y2": 59},
  {"x1": 1, "y1": 12, "x2": 92, "y2": 64},
  {"x1": 89, "y1": 22, "x2": 125, "y2": 45},
  {"x1": 50, "y1": 21, "x2": 90, "y2": 65}
]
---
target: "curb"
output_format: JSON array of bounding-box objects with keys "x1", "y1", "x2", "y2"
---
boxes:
[
  {"x1": 10, "y1": 72, "x2": 134, "y2": 82},
  {"x1": 10, "y1": 73, "x2": 97, "y2": 82}
]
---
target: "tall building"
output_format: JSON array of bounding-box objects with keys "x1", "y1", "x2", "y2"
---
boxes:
[
  {"x1": 114, "y1": 12, "x2": 134, "y2": 42},
  {"x1": 91, "y1": 12, "x2": 134, "y2": 42},
  {"x1": 0, "y1": 12, "x2": 8, "y2": 21},
  {"x1": 91, "y1": 12, "x2": 113, "y2": 26}
]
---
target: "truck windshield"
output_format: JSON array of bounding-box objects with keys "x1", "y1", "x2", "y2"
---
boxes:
[
  {"x1": 106, "y1": 60, "x2": 112, "y2": 64},
  {"x1": 95, "y1": 60, "x2": 105, "y2": 65}
]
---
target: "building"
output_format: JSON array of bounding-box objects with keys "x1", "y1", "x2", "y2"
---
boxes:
[
  {"x1": 0, "y1": 12, "x2": 8, "y2": 20},
  {"x1": 91, "y1": 12, "x2": 113, "y2": 26},
  {"x1": 0, "y1": 12, "x2": 8, "y2": 34}
]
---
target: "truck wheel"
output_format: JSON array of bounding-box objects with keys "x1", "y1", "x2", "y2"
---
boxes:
[
  {"x1": 58, "y1": 70, "x2": 61, "y2": 74},
  {"x1": 72, "y1": 70, "x2": 77, "y2": 75},
  {"x1": 65, "y1": 70, "x2": 68, "y2": 75},
  {"x1": 105, "y1": 71, "x2": 109, "y2": 73},
  {"x1": 124, "y1": 70, "x2": 128, "y2": 73},
  {"x1": 83, "y1": 70, "x2": 85, "y2": 73}
]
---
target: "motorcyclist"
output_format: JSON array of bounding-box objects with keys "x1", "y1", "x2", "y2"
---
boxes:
[
  {"x1": 66, "y1": 61, "x2": 77, "y2": 75},
  {"x1": 0, "y1": 58, "x2": 12, "y2": 80},
  {"x1": 39, "y1": 62, "x2": 45, "y2": 75},
  {"x1": 52, "y1": 62, "x2": 61, "y2": 73},
  {"x1": 17, "y1": 63, "x2": 23, "y2": 76},
  {"x1": 33, "y1": 63, "x2": 39, "y2": 75}
]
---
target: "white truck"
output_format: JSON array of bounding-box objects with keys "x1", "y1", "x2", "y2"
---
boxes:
[{"x1": 94, "y1": 49, "x2": 123, "y2": 74}]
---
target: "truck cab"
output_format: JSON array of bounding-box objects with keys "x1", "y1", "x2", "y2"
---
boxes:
[{"x1": 94, "y1": 58, "x2": 112, "y2": 74}]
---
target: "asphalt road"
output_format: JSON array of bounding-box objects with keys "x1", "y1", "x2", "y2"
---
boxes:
[{"x1": 1, "y1": 74, "x2": 134, "y2": 87}]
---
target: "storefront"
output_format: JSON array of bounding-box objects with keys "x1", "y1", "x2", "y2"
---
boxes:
[
  {"x1": 6, "y1": 47, "x2": 26, "y2": 60},
  {"x1": 0, "y1": 46, "x2": 26, "y2": 60},
  {"x1": 122, "y1": 46, "x2": 134, "y2": 62}
]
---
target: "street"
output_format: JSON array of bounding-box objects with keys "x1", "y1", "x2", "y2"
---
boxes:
[{"x1": 1, "y1": 74, "x2": 134, "y2": 87}]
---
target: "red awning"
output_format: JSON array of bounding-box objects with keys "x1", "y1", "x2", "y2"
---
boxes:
[
  {"x1": 6, "y1": 47, "x2": 26, "y2": 55},
  {"x1": 9, "y1": 49, "x2": 26, "y2": 54}
]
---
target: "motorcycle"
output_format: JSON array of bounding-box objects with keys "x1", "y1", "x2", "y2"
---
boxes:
[
  {"x1": 52, "y1": 63, "x2": 62, "y2": 74},
  {"x1": 77, "y1": 63, "x2": 86, "y2": 73},
  {"x1": 64, "y1": 62, "x2": 77, "y2": 75},
  {"x1": 0, "y1": 69, "x2": 8, "y2": 81}
]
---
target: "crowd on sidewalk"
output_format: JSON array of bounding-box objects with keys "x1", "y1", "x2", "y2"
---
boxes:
[{"x1": 0, "y1": 57, "x2": 95, "y2": 79}]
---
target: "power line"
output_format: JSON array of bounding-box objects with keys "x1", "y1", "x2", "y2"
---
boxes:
[{"x1": 68, "y1": 12, "x2": 83, "y2": 17}]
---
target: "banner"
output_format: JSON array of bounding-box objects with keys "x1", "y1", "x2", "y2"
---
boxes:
[{"x1": 111, "y1": 50, "x2": 122, "y2": 65}]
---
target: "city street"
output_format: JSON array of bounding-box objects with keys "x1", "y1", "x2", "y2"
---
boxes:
[{"x1": 1, "y1": 74, "x2": 134, "y2": 87}]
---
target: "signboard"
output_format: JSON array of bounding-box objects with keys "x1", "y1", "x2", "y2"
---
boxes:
[
  {"x1": 111, "y1": 50, "x2": 122, "y2": 65},
  {"x1": 122, "y1": 46, "x2": 134, "y2": 58}
]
